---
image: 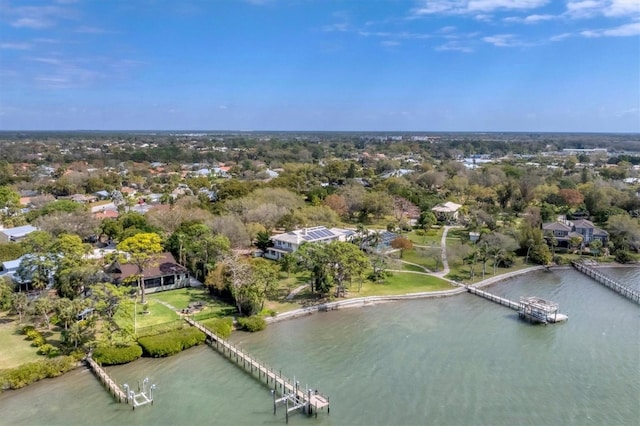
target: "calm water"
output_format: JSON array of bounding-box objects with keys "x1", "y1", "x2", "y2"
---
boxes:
[{"x1": 1, "y1": 268, "x2": 638, "y2": 426}]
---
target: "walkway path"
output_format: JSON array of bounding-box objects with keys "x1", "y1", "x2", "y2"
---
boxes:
[
  {"x1": 286, "y1": 284, "x2": 309, "y2": 301},
  {"x1": 397, "y1": 259, "x2": 431, "y2": 273},
  {"x1": 432, "y1": 225, "x2": 460, "y2": 278}
]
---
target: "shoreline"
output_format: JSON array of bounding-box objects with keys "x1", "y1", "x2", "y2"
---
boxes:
[
  {"x1": 266, "y1": 265, "x2": 546, "y2": 324},
  {"x1": 266, "y1": 263, "x2": 639, "y2": 324}
]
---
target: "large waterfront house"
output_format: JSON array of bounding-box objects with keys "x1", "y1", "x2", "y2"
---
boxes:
[
  {"x1": 542, "y1": 218, "x2": 608, "y2": 247},
  {"x1": 106, "y1": 252, "x2": 192, "y2": 294},
  {"x1": 0, "y1": 225, "x2": 38, "y2": 243},
  {"x1": 263, "y1": 226, "x2": 355, "y2": 260}
]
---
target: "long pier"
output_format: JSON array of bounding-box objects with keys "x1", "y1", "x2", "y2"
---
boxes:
[
  {"x1": 85, "y1": 355, "x2": 127, "y2": 403},
  {"x1": 466, "y1": 286, "x2": 520, "y2": 310},
  {"x1": 572, "y1": 261, "x2": 640, "y2": 304},
  {"x1": 185, "y1": 318, "x2": 330, "y2": 420},
  {"x1": 466, "y1": 286, "x2": 568, "y2": 324}
]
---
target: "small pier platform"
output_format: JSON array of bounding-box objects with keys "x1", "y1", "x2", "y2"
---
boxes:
[
  {"x1": 467, "y1": 286, "x2": 568, "y2": 324},
  {"x1": 185, "y1": 318, "x2": 329, "y2": 422},
  {"x1": 85, "y1": 356, "x2": 127, "y2": 403},
  {"x1": 572, "y1": 260, "x2": 640, "y2": 304}
]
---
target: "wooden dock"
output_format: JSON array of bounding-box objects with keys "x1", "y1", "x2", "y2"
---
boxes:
[
  {"x1": 185, "y1": 318, "x2": 329, "y2": 419},
  {"x1": 85, "y1": 355, "x2": 127, "y2": 403},
  {"x1": 572, "y1": 261, "x2": 640, "y2": 304},
  {"x1": 466, "y1": 286, "x2": 568, "y2": 324},
  {"x1": 467, "y1": 286, "x2": 521, "y2": 310}
]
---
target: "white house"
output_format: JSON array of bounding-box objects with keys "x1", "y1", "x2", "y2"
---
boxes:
[{"x1": 263, "y1": 226, "x2": 355, "y2": 260}]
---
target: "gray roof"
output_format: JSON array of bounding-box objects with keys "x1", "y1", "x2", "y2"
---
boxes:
[
  {"x1": 0, "y1": 225, "x2": 38, "y2": 238},
  {"x1": 572, "y1": 219, "x2": 595, "y2": 229},
  {"x1": 542, "y1": 222, "x2": 572, "y2": 232}
]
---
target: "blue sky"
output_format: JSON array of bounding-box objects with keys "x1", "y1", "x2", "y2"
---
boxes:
[{"x1": 1, "y1": 0, "x2": 639, "y2": 132}]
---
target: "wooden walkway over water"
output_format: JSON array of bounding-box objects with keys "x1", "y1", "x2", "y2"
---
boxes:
[
  {"x1": 572, "y1": 261, "x2": 640, "y2": 304},
  {"x1": 466, "y1": 286, "x2": 568, "y2": 324},
  {"x1": 185, "y1": 318, "x2": 330, "y2": 419},
  {"x1": 466, "y1": 286, "x2": 521, "y2": 310},
  {"x1": 85, "y1": 355, "x2": 127, "y2": 403}
]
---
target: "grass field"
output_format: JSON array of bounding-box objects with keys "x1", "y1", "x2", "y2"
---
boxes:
[
  {"x1": 0, "y1": 314, "x2": 41, "y2": 369},
  {"x1": 355, "y1": 272, "x2": 453, "y2": 296},
  {"x1": 114, "y1": 299, "x2": 180, "y2": 331},
  {"x1": 404, "y1": 227, "x2": 444, "y2": 246}
]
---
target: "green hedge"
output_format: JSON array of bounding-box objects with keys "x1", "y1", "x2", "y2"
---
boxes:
[
  {"x1": 237, "y1": 316, "x2": 266, "y2": 332},
  {"x1": 200, "y1": 318, "x2": 233, "y2": 339},
  {"x1": 0, "y1": 356, "x2": 77, "y2": 390},
  {"x1": 138, "y1": 328, "x2": 206, "y2": 358},
  {"x1": 93, "y1": 344, "x2": 143, "y2": 366}
]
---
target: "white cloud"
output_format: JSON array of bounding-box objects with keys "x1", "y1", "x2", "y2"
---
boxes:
[
  {"x1": 581, "y1": 21, "x2": 640, "y2": 36},
  {"x1": 381, "y1": 40, "x2": 401, "y2": 47},
  {"x1": 549, "y1": 32, "x2": 573, "y2": 41},
  {"x1": 413, "y1": 0, "x2": 548, "y2": 15},
  {"x1": 4, "y1": 4, "x2": 78, "y2": 29},
  {"x1": 435, "y1": 41, "x2": 474, "y2": 52},
  {"x1": 11, "y1": 17, "x2": 52, "y2": 29},
  {"x1": 0, "y1": 42, "x2": 31, "y2": 50},
  {"x1": 566, "y1": 0, "x2": 640, "y2": 18},
  {"x1": 482, "y1": 33, "x2": 528, "y2": 46},
  {"x1": 504, "y1": 13, "x2": 556, "y2": 23}
]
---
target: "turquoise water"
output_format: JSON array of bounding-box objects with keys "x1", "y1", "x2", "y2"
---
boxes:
[{"x1": 1, "y1": 268, "x2": 638, "y2": 425}]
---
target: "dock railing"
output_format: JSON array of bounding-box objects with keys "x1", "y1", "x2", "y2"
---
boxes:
[
  {"x1": 85, "y1": 355, "x2": 127, "y2": 403},
  {"x1": 572, "y1": 261, "x2": 640, "y2": 304},
  {"x1": 185, "y1": 318, "x2": 330, "y2": 416}
]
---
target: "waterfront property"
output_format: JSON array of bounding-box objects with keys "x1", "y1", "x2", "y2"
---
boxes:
[
  {"x1": 542, "y1": 217, "x2": 608, "y2": 247},
  {"x1": 106, "y1": 252, "x2": 193, "y2": 294},
  {"x1": 263, "y1": 226, "x2": 354, "y2": 260}
]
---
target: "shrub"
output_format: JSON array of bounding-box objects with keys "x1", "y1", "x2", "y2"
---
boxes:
[
  {"x1": 414, "y1": 229, "x2": 425, "y2": 236},
  {"x1": 21, "y1": 325, "x2": 36, "y2": 335},
  {"x1": 237, "y1": 316, "x2": 266, "y2": 332},
  {"x1": 138, "y1": 328, "x2": 205, "y2": 358},
  {"x1": 93, "y1": 344, "x2": 143, "y2": 366},
  {"x1": 25, "y1": 329, "x2": 41, "y2": 341},
  {"x1": 615, "y1": 250, "x2": 635, "y2": 264},
  {"x1": 0, "y1": 356, "x2": 77, "y2": 390},
  {"x1": 37, "y1": 344, "x2": 60, "y2": 358},
  {"x1": 200, "y1": 317, "x2": 233, "y2": 339},
  {"x1": 31, "y1": 337, "x2": 46, "y2": 347}
]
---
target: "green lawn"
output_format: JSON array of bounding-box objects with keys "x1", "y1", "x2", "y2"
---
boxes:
[
  {"x1": 114, "y1": 299, "x2": 180, "y2": 331},
  {"x1": 404, "y1": 227, "x2": 444, "y2": 246},
  {"x1": 150, "y1": 287, "x2": 216, "y2": 310},
  {"x1": 354, "y1": 272, "x2": 454, "y2": 296},
  {"x1": 392, "y1": 248, "x2": 441, "y2": 272},
  {"x1": 401, "y1": 262, "x2": 427, "y2": 272},
  {"x1": 0, "y1": 314, "x2": 41, "y2": 369}
]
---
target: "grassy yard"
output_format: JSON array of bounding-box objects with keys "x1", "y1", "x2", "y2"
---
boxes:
[
  {"x1": 114, "y1": 299, "x2": 180, "y2": 331},
  {"x1": 391, "y1": 248, "x2": 441, "y2": 272},
  {"x1": 0, "y1": 314, "x2": 41, "y2": 369},
  {"x1": 351, "y1": 272, "x2": 453, "y2": 296},
  {"x1": 404, "y1": 227, "x2": 444, "y2": 246}
]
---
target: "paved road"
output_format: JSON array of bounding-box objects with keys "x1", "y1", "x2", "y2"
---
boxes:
[{"x1": 432, "y1": 225, "x2": 460, "y2": 278}]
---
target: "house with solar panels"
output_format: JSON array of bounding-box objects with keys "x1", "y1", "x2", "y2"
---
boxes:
[{"x1": 263, "y1": 226, "x2": 355, "y2": 260}]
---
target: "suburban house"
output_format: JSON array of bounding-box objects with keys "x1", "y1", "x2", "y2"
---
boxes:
[
  {"x1": 431, "y1": 202, "x2": 463, "y2": 223},
  {"x1": 106, "y1": 252, "x2": 193, "y2": 294},
  {"x1": 263, "y1": 226, "x2": 355, "y2": 260},
  {"x1": 542, "y1": 218, "x2": 608, "y2": 247},
  {"x1": 0, "y1": 225, "x2": 38, "y2": 243},
  {"x1": 0, "y1": 254, "x2": 56, "y2": 292}
]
